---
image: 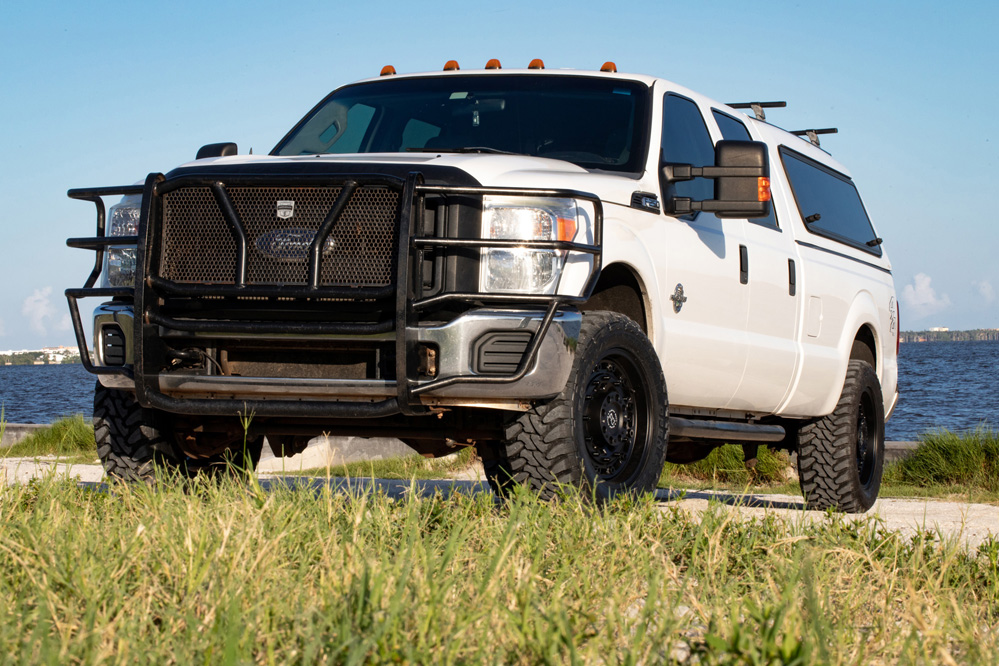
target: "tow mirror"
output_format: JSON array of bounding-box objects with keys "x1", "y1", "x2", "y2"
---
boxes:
[
  {"x1": 662, "y1": 140, "x2": 771, "y2": 219},
  {"x1": 196, "y1": 142, "x2": 238, "y2": 160}
]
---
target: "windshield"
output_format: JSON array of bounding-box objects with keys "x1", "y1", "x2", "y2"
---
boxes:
[{"x1": 272, "y1": 74, "x2": 651, "y2": 172}]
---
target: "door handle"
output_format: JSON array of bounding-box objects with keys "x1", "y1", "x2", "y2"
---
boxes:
[
  {"x1": 739, "y1": 245, "x2": 749, "y2": 284},
  {"x1": 788, "y1": 258, "x2": 797, "y2": 296}
]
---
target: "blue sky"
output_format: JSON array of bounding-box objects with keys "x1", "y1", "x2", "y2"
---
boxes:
[{"x1": 0, "y1": 0, "x2": 996, "y2": 351}]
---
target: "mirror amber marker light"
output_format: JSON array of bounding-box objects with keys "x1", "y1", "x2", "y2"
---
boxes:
[{"x1": 758, "y1": 177, "x2": 772, "y2": 202}]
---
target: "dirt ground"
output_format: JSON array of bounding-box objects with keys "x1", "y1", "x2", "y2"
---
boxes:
[{"x1": 3, "y1": 457, "x2": 996, "y2": 550}]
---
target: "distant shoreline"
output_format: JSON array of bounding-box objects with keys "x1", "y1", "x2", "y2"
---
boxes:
[
  {"x1": 1, "y1": 360, "x2": 83, "y2": 367},
  {"x1": 901, "y1": 329, "x2": 999, "y2": 343}
]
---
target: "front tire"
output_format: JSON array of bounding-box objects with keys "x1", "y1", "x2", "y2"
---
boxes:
[
  {"x1": 93, "y1": 382, "x2": 183, "y2": 483},
  {"x1": 797, "y1": 360, "x2": 885, "y2": 513},
  {"x1": 486, "y1": 312, "x2": 669, "y2": 500},
  {"x1": 94, "y1": 382, "x2": 264, "y2": 482}
]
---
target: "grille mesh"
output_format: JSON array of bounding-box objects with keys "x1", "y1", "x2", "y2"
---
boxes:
[
  {"x1": 160, "y1": 185, "x2": 400, "y2": 287},
  {"x1": 161, "y1": 188, "x2": 236, "y2": 283}
]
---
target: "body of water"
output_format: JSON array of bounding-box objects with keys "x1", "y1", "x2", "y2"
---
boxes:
[
  {"x1": 1, "y1": 363, "x2": 95, "y2": 423},
  {"x1": 888, "y1": 340, "x2": 998, "y2": 440},
  {"x1": 1, "y1": 342, "x2": 997, "y2": 440}
]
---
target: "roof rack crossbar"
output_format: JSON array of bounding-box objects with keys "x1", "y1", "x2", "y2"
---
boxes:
[
  {"x1": 790, "y1": 127, "x2": 838, "y2": 147},
  {"x1": 726, "y1": 101, "x2": 787, "y2": 121}
]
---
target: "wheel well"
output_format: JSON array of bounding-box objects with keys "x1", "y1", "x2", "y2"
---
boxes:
[
  {"x1": 851, "y1": 326, "x2": 877, "y2": 370},
  {"x1": 581, "y1": 264, "x2": 648, "y2": 333}
]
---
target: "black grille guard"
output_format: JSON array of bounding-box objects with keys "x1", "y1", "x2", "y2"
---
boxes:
[{"x1": 66, "y1": 170, "x2": 603, "y2": 418}]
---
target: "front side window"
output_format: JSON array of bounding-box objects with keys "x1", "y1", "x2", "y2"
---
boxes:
[
  {"x1": 711, "y1": 109, "x2": 778, "y2": 230},
  {"x1": 661, "y1": 94, "x2": 715, "y2": 204},
  {"x1": 781, "y1": 148, "x2": 881, "y2": 255},
  {"x1": 273, "y1": 75, "x2": 651, "y2": 173}
]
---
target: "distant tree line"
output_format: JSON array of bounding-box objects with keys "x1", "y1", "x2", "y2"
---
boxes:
[
  {"x1": 901, "y1": 329, "x2": 999, "y2": 343},
  {"x1": 0, "y1": 352, "x2": 82, "y2": 365},
  {"x1": 1, "y1": 353, "x2": 48, "y2": 365}
]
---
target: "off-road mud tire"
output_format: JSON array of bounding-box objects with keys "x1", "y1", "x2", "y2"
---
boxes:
[
  {"x1": 797, "y1": 360, "x2": 885, "y2": 513},
  {"x1": 486, "y1": 312, "x2": 669, "y2": 500},
  {"x1": 93, "y1": 382, "x2": 183, "y2": 483}
]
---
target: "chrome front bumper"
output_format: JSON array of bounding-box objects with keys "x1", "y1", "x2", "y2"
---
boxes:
[{"x1": 96, "y1": 306, "x2": 580, "y2": 410}]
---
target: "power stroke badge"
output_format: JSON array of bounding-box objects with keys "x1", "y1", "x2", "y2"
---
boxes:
[
  {"x1": 670, "y1": 283, "x2": 688, "y2": 313},
  {"x1": 276, "y1": 200, "x2": 295, "y2": 220}
]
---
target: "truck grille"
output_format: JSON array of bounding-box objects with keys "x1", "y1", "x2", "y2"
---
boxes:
[{"x1": 159, "y1": 186, "x2": 400, "y2": 287}]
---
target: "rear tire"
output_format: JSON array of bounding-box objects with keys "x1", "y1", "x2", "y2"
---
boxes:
[
  {"x1": 485, "y1": 312, "x2": 669, "y2": 500},
  {"x1": 797, "y1": 360, "x2": 885, "y2": 513}
]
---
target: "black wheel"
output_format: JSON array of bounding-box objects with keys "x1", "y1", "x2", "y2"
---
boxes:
[
  {"x1": 486, "y1": 312, "x2": 669, "y2": 500},
  {"x1": 93, "y1": 382, "x2": 183, "y2": 483},
  {"x1": 797, "y1": 360, "x2": 885, "y2": 513}
]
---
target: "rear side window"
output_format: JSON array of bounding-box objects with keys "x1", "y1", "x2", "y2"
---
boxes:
[
  {"x1": 780, "y1": 148, "x2": 881, "y2": 255},
  {"x1": 661, "y1": 94, "x2": 714, "y2": 203},
  {"x1": 712, "y1": 110, "x2": 778, "y2": 230}
]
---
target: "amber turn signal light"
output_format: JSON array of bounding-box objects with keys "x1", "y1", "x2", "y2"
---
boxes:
[
  {"x1": 557, "y1": 217, "x2": 577, "y2": 242},
  {"x1": 758, "y1": 177, "x2": 772, "y2": 202}
]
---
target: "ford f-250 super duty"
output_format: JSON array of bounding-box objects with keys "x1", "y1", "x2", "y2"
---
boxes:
[{"x1": 67, "y1": 59, "x2": 898, "y2": 512}]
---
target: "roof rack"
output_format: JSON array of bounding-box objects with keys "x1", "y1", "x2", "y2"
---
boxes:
[
  {"x1": 790, "y1": 128, "x2": 838, "y2": 147},
  {"x1": 727, "y1": 101, "x2": 840, "y2": 148},
  {"x1": 726, "y1": 101, "x2": 786, "y2": 121}
]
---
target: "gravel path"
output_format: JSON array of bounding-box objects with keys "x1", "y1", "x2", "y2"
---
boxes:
[
  {"x1": 3, "y1": 457, "x2": 996, "y2": 550},
  {"x1": 660, "y1": 489, "x2": 999, "y2": 551}
]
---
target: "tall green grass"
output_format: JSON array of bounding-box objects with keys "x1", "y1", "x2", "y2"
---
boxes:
[
  {"x1": 0, "y1": 476, "x2": 996, "y2": 664},
  {"x1": 884, "y1": 427, "x2": 999, "y2": 490},
  {"x1": 1, "y1": 414, "x2": 95, "y2": 461},
  {"x1": 661, "y1": 444, "x2": 792, "y2": 487}
]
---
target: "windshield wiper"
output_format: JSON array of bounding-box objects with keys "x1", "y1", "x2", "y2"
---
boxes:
[{"x1": 406, "y1": 146, "x2": 521, "y2": 156}]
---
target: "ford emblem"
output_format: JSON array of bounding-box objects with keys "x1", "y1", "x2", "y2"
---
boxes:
[{"x1": 256, "y1": 228, "x2": 335, "y2": 262}]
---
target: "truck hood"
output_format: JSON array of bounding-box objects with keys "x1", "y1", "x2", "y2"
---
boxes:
[{"x1": 170, "y1": 152, "x2": 651, "y2": 209}]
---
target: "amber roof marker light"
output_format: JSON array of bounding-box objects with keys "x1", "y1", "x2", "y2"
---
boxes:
[
  {"x1": 380, "y1": 65, "x2": 397, "y2": 76},
  {"x1": 600, "y1": 61, "x2": 617, "y2": 72},
  {"x1": 528, "y1": 58, "x2": 545, "y2": 69},
  {"x1": 443, "y1": 60, "x2": 460, "y2": 71},
  {"x1": 485, "y1": 58, "x2": 502, "y2": 69}
]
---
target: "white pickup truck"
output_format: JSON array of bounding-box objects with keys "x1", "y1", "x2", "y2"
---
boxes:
[{"x1": 66, "y1": 60, "x2": 898, "y2": 512}]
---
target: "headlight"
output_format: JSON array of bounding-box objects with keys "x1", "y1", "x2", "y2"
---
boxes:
[
  {"x1": 102, "y1": 195, "x2": 141, "y2": 288},
  {"x1": 480, "y1": 196, "x2": 582, "y2": 294}
]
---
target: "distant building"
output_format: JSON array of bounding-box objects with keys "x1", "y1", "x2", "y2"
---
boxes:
[
  {"x1": 0, "y1": 345, "x2": 81, "y2": 365},
  {"x1": 42, "y1": 345, "x2": 75, "y2": 363},
  {"x1": 928, "y1": 327, "x2": 949, "y2": 332}
]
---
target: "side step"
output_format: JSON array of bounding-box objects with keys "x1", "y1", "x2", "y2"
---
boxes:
[{"x1": 669, "y1": 417, "x2": 785, "y2": 443}]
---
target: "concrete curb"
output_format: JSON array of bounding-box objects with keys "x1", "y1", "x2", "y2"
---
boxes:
[
  {"x1": 1, "y1": 424, "x2": 49, "y2": 449},
  {"x1": 885, "y1": 441, "x2": 919, "y2": 463}
]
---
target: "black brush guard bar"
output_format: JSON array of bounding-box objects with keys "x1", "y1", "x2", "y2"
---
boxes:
[{"x1": 66, "y1": 171, "x2": 603, "y2": 418}]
